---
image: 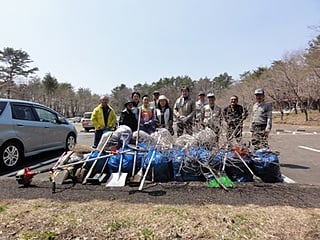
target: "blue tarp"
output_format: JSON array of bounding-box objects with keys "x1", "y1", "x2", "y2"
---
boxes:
[{"x1": 252, "y1": 148, "x2": 283, "y2": 183}]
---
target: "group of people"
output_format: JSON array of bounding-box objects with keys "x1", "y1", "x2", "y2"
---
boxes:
[{"x1": 90, "y1": 87, "x2": 272, "y2": 150}]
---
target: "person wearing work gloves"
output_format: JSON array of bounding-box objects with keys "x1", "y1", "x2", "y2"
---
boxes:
[
  {"x1": 203, "y1": 93, "x2": 222, "y2": 145},
  {"x1": 250, "y1": 88, "x2": 272, "y2": 150},
  {"x1": 173, "y1": 86, "x2": 196, "y2": 137},
  {"x1": 223, "y1": 95, "x2": 248, "y2": 143},
  {"x1": 137, "y1": 95, "x2": 155, "y2": 134},
  {"x1": 91, "y1": 95, "x2": 117, "y2": 148}
]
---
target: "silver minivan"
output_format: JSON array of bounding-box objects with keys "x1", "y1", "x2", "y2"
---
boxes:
[{"x1": 0, "y1": 98, "x2": 77, "y2": 169}]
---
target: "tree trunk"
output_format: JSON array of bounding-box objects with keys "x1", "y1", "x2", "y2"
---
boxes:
[{"x1": 304, "y1": 109, "x2": 309, "y2": 121}]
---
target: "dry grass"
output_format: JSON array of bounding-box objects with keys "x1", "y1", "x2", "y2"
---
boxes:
[
  {"x1": 273, "y1": 110, "x2": 320, "y2": 127},
  {"x1": 1, "y1": 199, "x2": 319, "y2": 240}
]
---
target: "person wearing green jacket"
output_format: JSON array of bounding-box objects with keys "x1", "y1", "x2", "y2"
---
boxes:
[{"x1": 91, "y1": 96, "x2": 117, "y2": 148}]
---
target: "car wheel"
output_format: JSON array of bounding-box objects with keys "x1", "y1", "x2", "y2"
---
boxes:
[
  {"x1": 0, "y1": 141, "x2": 23, "y2": 169},
  {"x1": 66, "y1": 133, "x2": 76, "y2": 151},
  {"x1": 85, "y1": 128, "x2": 89, "y2": 132}
]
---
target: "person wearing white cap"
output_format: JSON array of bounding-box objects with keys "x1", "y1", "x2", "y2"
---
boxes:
[
  {"x1": 154, "y1": 95, "x2": 174, "y2": 135},
  {"x1": 250, "y1": 88, "x2": 272, "y2": 149},
  {"x1": 203, "y1": 93, "x2": 222, "y2": 145},
  {"x1": 194, "y1": 91, "x2": 208, "y2": 128}
]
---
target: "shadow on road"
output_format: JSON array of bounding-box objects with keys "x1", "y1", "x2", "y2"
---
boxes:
[{"x1": 280, "y1": 163, "x2": 309, "y2": 169}]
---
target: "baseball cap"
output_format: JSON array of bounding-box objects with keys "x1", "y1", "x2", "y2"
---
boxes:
[
  {"x1": 198, "y1": 91, "x2": 205, "y2": 96},
  {"x1": 181, "y1": 86, "x2": 190, "y2": 92},
  {"x1": 254, "y1": 88, "x2": 264, "y2": 95},
  {"x1": 207, "y1": 93, "x2": 215, "y2": 98},
  {"x1": 153, "y1": 90, "x2": 160, "y2": 95},
  {"x1": 124, "y1": 100, "x2": 134, "y2": 107}
]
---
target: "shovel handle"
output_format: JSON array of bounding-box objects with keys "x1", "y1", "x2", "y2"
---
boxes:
[
  {"x1": 132, "y1": 108, "x2": 141, "y2": 176},
  {"x1": 83, "y1": 132, "x2": 113, "y2": 184},
  {"x1": 138, "y1": 137, "x2": 161, "y2": 191},
  {"x1": 234, "y1": 150, "x2": 260, "y2": 180},
  {"x1": 138, "y1": 149, "x2": 156, "y2": 191}
]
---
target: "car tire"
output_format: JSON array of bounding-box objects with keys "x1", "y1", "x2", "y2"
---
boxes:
[
  {"x1": 84, "y1": 128, "x2": 89, "y2": 132},
  {"x1": 65, "y1": 133, "x2": 76, "y2": 151},
  {"x1": 0, "y1": 141, "x2": 23, "y2": 169}
]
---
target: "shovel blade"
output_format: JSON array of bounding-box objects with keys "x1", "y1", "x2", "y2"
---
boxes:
[
  {"x1": 105, "y1": 172, "x2": 128, "y2": 187},
  {"x1": 129, "y1": 169, "x2": 143, "y2": 183}
]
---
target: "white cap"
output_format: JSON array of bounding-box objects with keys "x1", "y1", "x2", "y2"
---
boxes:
[
  {"x1": 207, "y1": 93, "x2": 215, "y2": 98},
  {"x1": 254, "y1": 88, "x2": 264, "y2": 95}
]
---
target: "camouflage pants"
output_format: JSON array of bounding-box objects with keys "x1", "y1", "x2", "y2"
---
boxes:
[
  {"x1": 251, "y1": 125, "x2": 268, "y2": 150},
  {"x1": 226, "y1": 124, "x2": 243, "y2": 142},
  {"x1": 177, "y1": 121, "x2": 193, "y2": 137}
]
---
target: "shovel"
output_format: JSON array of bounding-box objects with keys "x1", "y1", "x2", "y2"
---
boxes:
[
  {"x1": 82, "y1": 133, "x2": 113, "y2": 184},
  {"x1": 208, "y1": 152, "x2": 234, "y2": 188},
  {"x1": 105, "y1": 133, "x2": 129, "y2": 187},
  {"x1": 138, "y1": 137, "x2": 161, "y2": 191},
  {"x1": 129, "y1": 107, "x2": 141, "y2": 184},
  {"x1": 233, "y1": 150, "x2": 262, "y2": 182},
  {"x1": 138, "y1": 147, "x2": 157, "y2": 191}
]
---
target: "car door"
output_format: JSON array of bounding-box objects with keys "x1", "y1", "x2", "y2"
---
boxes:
[
  {"x1": 11, "y1": 103, "x2": 44, "y2": 153},
  {"x1": 33, "y1": 106, "x2": 66, "y2": 149}
]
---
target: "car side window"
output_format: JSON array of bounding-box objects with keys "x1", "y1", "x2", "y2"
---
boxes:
[
  {"x1": 12, "y1": 105, "x2": 36, "y2": 121},
  {"x1": 0, "y1": 101, "x2": 8, "y2": 116},
  {"x1": 34, "y1": 107, "x2": 57, "y2": 123}
]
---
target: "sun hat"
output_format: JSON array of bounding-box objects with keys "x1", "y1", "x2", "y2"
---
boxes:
[{"x1": 158, "y1": 95, "x2": 169, "y2": 103}]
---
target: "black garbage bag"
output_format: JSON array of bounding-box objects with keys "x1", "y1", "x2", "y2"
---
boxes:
[
  {"x1": 224, "y1": 150, "x2": 253, "y2": 183},
  {"x1": 252, "y1": 148, "x2": 283, "y2": 183}
]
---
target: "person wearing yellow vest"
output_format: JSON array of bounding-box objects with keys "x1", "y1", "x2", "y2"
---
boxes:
[{"x1": 91, "y1": 96, "x2": 117, "y2": 148}]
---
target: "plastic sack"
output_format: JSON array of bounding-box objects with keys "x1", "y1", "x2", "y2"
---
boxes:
[
  {"x1": 83, "y1": 151, "x2": 108, "y2": 176},
  {"x1": 225, "y1": 151, "x2": 253, "y2": 182},
  {"x1": 252, "y1": 148, "x2": 283, "y2": 183},
  {"x1": 144, "y1": 148, "x2": 173, "y2": 182}
]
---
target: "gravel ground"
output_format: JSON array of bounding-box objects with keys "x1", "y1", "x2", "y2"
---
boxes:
[{"x1": 1, "y1": 177, "x2": 320, "y2": 208}]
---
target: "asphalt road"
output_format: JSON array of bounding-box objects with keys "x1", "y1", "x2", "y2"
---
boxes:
[{"x1": 2, "y1": 123, "x2": 319, "y2": 186}]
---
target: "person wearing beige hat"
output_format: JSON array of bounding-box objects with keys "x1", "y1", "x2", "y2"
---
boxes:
[{"x1": 155, "y1": 95, "x2": 174, "y2": 135}]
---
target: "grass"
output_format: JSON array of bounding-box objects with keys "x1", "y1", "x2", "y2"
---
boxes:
[
  {"x1": 273, "y1": 110, "x2": 320, "y2": 126},
  {"x1": 0, "y1": 199, "x2": 319, "y2": 239}
]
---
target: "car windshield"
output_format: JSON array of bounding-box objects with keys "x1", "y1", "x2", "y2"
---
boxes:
[{"x1": 84, "y1": 113, "x2": 91, "y2": 118}]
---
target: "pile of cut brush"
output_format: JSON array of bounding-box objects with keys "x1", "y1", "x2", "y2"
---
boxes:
[{"x1": 16, "y1": 125, "x2": 283, "y2": 192}]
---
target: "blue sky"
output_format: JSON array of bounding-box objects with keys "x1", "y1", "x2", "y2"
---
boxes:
[{"x1": 1, "y1": 0, "x2": 319, "y2": 95}]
